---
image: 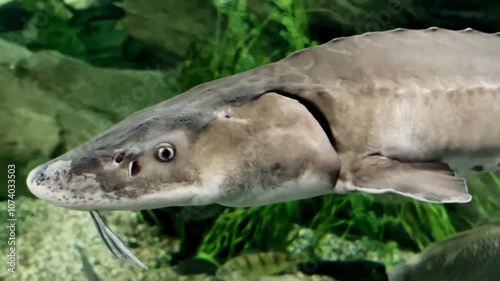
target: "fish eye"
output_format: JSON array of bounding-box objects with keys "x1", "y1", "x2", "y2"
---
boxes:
[{"x1": 155, "y1": 143, "x2": 176, "y2": 162}]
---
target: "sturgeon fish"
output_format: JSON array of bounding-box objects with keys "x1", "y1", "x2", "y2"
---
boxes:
[
  {"x1": 24, "y1": 27, "x2": 500, "y2": 269},
  {"x1": 26, "y1": 28, "x2": 500, "y2": 210}
]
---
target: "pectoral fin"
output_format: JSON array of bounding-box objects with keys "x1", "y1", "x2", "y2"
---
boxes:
[{"x1": 343, "y1": 155, "x2": 472, "y2": 203}]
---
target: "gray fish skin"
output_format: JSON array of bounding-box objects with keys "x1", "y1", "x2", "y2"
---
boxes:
[
  {"x1": 388, "y1": 221, "x2": 500, "y2": 281},
  {"x1": 26, "y1": 28, "x2": 500, "y2": 210}
]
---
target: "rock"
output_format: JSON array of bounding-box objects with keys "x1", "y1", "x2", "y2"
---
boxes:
[
  {"x1": 0, "y1": 38, "x2": 177, "y2": 198},
  {"x1": 287, "y1": 227, "x2": 414, "y2": 268},
  {"x1": 0, "y1": 38, "x2": 31, "y2": 63},
  {"x1": 286, "y1": 226, "x2": 414, "y2": 280},
  {"x1": 122, "y1": 0, "x2": 216, "y2": 66}
]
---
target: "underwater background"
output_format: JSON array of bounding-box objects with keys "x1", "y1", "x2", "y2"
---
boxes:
[{"x1": 0, "y1": 0, "x2": 499, "y2": 280}]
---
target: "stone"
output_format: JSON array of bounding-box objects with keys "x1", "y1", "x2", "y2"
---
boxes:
[
  {"x1": 122, "y1": 0, "x2": 216, "y2": 67},
  {"x1": 287, "y1": 226, "x2": 414, "y2": 268}
]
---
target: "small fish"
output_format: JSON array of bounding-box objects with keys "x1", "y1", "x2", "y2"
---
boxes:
[
  {"x1": 89, "y1": 210, "x2": 148, "y2": 269},
  {"x1": 215, "y1": 252, "x2": 305, "y2": 281},
  {"x1": 388, "y1": 221, "x2": 500, "y2": 281},
  {"x1": 74, "y1": 242, "x2": 103, "y2": 281}
]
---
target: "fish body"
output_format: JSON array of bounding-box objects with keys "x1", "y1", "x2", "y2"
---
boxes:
[
  {"x1": 215, "y1": 252, "x2": 304, "y2": 281},
  {"x1": 26, "y1": 28, "x2": 500, "y2": 210},
  {"x1": 388, "y1": 221, "x2": 500, "y2": 281}
]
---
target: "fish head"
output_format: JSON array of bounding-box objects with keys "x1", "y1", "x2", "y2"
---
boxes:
[{"x1": 26, "y1": 92, "x2": 340, "y2": 210}]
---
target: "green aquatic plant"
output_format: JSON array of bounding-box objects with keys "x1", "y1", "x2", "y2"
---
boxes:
[
  {"x1": 468, "y1": 172, "x2": 500, "y2": 219},
  {"x1": 398, "y1": 201, "x2": 456, "y2": 249},
  {"x1": 308, "y1": 194, "x2": 405, "y2": 249},
  {"x1": 176, "y1": 0, "x2": 315, "y2": 92},
  {"x1": 19, "y1": 0, "x2": 86, "y2": 56},
  {"x1": 268, "y1": 0, "x2": 315, "y2": 51},
  {"x1": 308, "y1": 195, "x2": 353, "y2": 238},
  {"x1": 447, "y1": 172, "x2": 500, "y2": 231},
  {"x1": 177, "y1": 0, "x2": 270, "y2": 91},
  {"x1": 197, "y1": 202, "x2": 302, "y2": 262},
  {"x1": 309, "y1": 192, "x2": 457, "y2": 251}
]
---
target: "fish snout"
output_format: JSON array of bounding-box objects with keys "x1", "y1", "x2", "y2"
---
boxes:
[
  {"x1": 27, "y1": 163, "x2": 47, "y2": 186},
  {"x1": 25, "y1": 158, "x2": 96, "y2": 208},
  {"x1": 26, "y1": 163, "x2": 51, "y2": 199},
  {"x1": 26, "y1": 159, "x2": 74, "y2": 199}
]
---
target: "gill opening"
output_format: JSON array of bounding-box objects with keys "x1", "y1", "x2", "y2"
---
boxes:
[{"x1": 270, "y1": 90, "x2": 337, "y2": 149}]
